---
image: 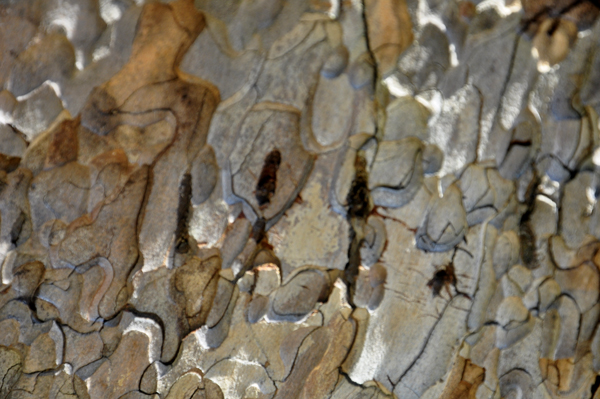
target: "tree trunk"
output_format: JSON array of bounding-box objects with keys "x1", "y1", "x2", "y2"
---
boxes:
[{"x1": 0, "y1": 0, "x2": 600, "y2": 398}]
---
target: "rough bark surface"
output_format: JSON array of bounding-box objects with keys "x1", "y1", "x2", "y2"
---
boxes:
[{"x1": 1, "y1": 0, "x2": 600, "y2": 398}]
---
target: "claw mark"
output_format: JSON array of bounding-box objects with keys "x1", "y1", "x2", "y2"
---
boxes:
[
  {"x1": 347, "y1": 155, "x2": 371, "y2": 220},
  {"x1": 344, "y1": 154, "x2": 372, "y2": 306},
  {"x1": 427, "y1": 250, "x2": 472, "y2": 300},
  {"x1": 256, "y1": 149, "x2": 281, "y2": 209},
  {"x1": 427, "y1": 264, "x2": 458, "y2": 298},
  {"x1": 251, "y1": 217, "x2": 266, "y2": 243},
  {"x1": 174, "y1": 173, "x2": 193, "y2": 254},
  {"x1": 518, "y1": 166, "x2": 539, "y2": 269}
]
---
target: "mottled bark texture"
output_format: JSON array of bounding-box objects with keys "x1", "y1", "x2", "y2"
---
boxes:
[{"x1": 1, "y1": 0, "x2": 600, "y2": 398}]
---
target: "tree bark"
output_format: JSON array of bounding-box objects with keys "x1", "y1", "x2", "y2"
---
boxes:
[{"x1": 0, "y1": 0, "x2": 600, "y2": 398}]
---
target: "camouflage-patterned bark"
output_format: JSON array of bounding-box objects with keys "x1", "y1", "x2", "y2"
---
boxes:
[{"x1": 1, "y1": 0, "x2": 600, "y2": 398}]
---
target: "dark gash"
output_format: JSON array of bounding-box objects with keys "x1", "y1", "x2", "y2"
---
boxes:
[{"x1": 256, "y1": 149, "x2": 281, "y2": 208}]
